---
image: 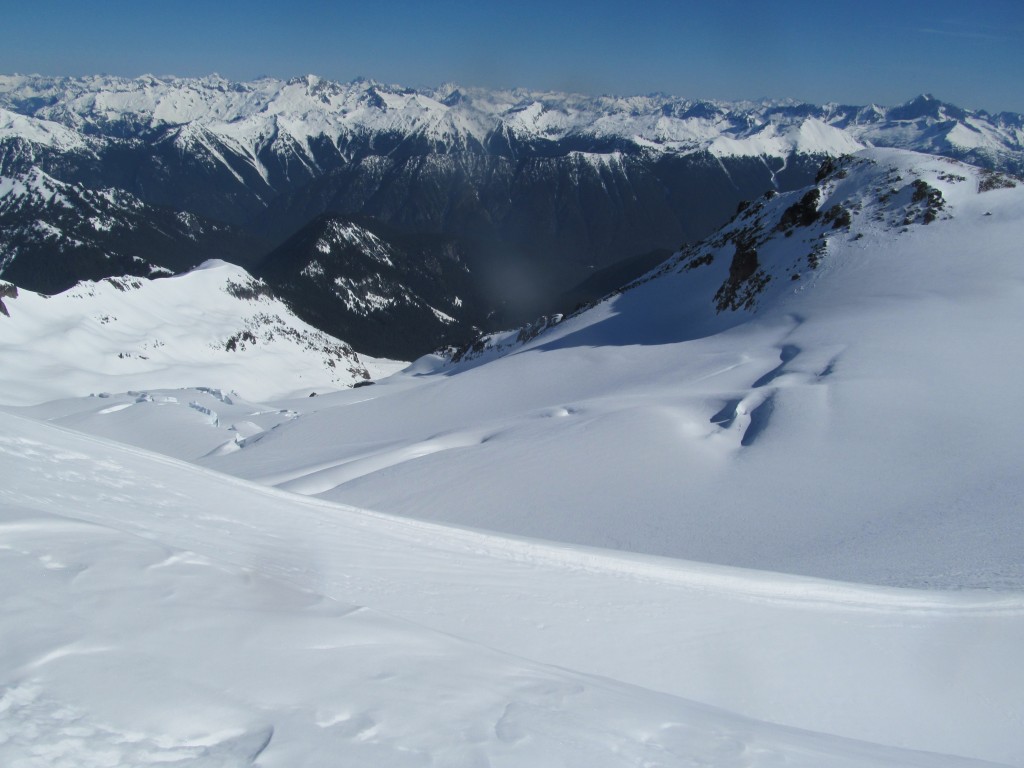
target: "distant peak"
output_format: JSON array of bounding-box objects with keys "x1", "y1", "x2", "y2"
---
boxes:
[
  {"x1": 888, "y1": 93, "x2": 965, "y2": 122},
  {"x1": 348, "y1": 76, "x2": 382, "y2": 89}
]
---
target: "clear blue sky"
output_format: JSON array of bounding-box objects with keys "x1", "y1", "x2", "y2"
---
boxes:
[{"x1": 3, "y1": 0, "x2": 1023, "y2": 113}]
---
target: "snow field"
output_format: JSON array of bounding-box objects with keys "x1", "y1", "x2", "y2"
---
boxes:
[
  {"x1": 2, "y1": 148, "x2": 1023, "y2": 765},
  {"x1": 171, "y1": 150, "x2": 1024, "y2": 590},
  {"x1": 0, "y1": 261, "x2": 404, "y2": 405},
  {"x1": 0, "y1": 413, "x2": 1022, "y2": 765}
]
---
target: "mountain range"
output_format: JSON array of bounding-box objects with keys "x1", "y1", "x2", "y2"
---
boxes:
[{"x1": 2, "y1": 73, "x2": 1023, "y2": 357}]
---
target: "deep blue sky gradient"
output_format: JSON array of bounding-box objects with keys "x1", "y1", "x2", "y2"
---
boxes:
[{"x1": 3, "y1": 0, "x2": 1022, "y2": 112}]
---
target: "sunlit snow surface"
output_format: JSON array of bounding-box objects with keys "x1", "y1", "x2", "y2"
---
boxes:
[
  {"x1": 1, "y1": 413, "x2": 1022, "y2": 766},
  {"x1": 3, "y1": 148, "x2": 1024, "y2": 765},
  {"x1": 0, "y1": 260, "x2": 403, "y2": 405},
  {"x1": 32, "y1": 149, "x2": 1017, "y2": 588}
]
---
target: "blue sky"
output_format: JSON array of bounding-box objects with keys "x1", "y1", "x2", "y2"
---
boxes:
[{"x1": 3, "y1": 0, "x2": 1023, "y2": 112}]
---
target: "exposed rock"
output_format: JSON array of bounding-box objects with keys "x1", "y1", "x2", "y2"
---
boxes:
[
  {"x1": 978, "y1": 170, "x2": 1018, "y2": 193},
  {"x1": 715, "y1": 236, "x2": 770, "y2": 312},
  {"x1": 777, "y1": 189, "x2": 822, "y2": 232},
  {"x1": 0, "y1": 281, "x2": 17, "y2": 317}
]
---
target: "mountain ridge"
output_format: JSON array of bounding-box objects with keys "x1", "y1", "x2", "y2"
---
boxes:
[
  {"x1": 256, "y1": 213, "x2": 489, "y2": 359},
  {"x1": 2, "y1": 74, "x2": 1022, "y2": 359},
  {"x1": 3, "y1": 74, "x2": 1020, "y2": 223},
  {"x1": 0, "y1": 165, "x2": 263, "y2": 293},
  {"x1": 0, "y1": 259, "x2": 403, "y2": 404}
]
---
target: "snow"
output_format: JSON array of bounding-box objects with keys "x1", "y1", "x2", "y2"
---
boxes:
[
  {"x1": 947, "y1": 119, "x2": 999, "y2": 151},
  {"x1": 0, "y1": 107, "x2": 88, "y2": 151},
  {"x1": 793, "y1": 117, "x2": 867, "y2": 154},
  {"x1": 0, "y1": 411, "x2": 1020, "y2": 766},
  {"x1": 0, "y1": 167, "x2": 74, "y2": 208},
  {"x1": 323, "y1": 221, "x2": 395, "y2": 267},
  {"x1": 171, "y1": 123, "x2": 251, "y2": 186},
  {"x1": 428, "y1": 304, "x2": 456, "y2": 324},
  {"x1": 1, "y1": 145, "x2": 1023, "y2": 765},
  {"x1": 331, "y1": 277, "x2": 400, "y2": 314},
  {"x1": 709, "y1": 118, "x2": 865, "y2": 158},
  {"x1": 0, "y1": 261, "x2": 393, "y2": 403},
  {"x1": 4, "y1": 75, "x2": 1020, "y2": 172},
  {"x1": 116, "y1": 149, "x2": 1016, "y2": 594},
  {"x1": 5, "y1": 151, "x2": 1016, "y2": 590}
]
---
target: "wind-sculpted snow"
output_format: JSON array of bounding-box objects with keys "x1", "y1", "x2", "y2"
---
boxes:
[
  {"x1": 157, "y1": 148, "x2": 1022, "y2": 593},
  {"x1": 11, "y1": 148, "x2": 1021, "y2": 588},
  {"x1": 0, "y1": 412, "x2": 1021, "y2": 765}
]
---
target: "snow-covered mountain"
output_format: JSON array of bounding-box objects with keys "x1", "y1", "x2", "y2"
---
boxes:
[
  {"x1": 2, "y1": 74, "x2": 1022, "y2": 356},
  {"x1": 3, "y1": 75, "x2": 1020, "y2": 174},
  {"x1": 444, "y1": 150, "x2": 1021, "y2": 364},
  {"x1": 3, "y1": 144, "x2": 1024, "y2": 766},
  {"x1": 0, "y1": 166, "x2": 260, "y2": 293},
  {"x1": 0, "y1": 260, "x2": 402, "y2": 404},
  {"x1": 141, "y1": 147, "x2": 1017, "y2": 591},
  {"x1": 256, "y1": 214, "x2": 488, "y2": 359},
  {"x1": 18, "y1": 146, "x2": 1021, "y2": 589},
  {"x1": 5, "y1": 68, "x2": 1024, "y2": 768}
]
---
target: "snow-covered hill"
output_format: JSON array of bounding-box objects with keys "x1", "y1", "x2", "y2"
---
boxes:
[
  {"x1": 115, "y1": 147, "x2": 1018, "y2": 590},
  {"x1": 3, "y1": 145, "x2": 1024, "y2": 766},
  {"x1": 1, "y1": 409, "x2": 1021, "y2": 766},
  {"x1": 16, "y1": 147, "x2": 1021, "y2": 588},
  {"x1": 0, "y1": 260, "x2": 402, "y2": 404}
]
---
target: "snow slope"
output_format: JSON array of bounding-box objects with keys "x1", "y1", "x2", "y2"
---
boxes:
[
  {"x1": 0, "y1": 260, "x2": 403, "y2": 404},
  {"x1": 130, "y1": 148, "x2": 1020, "y2": 590},
  {"x1": 3, "y1": 146, "x2": 1023, "y2": 766},
  {"x1": 1, "y1": 410, "x2": 1021, "y2": 766}
]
